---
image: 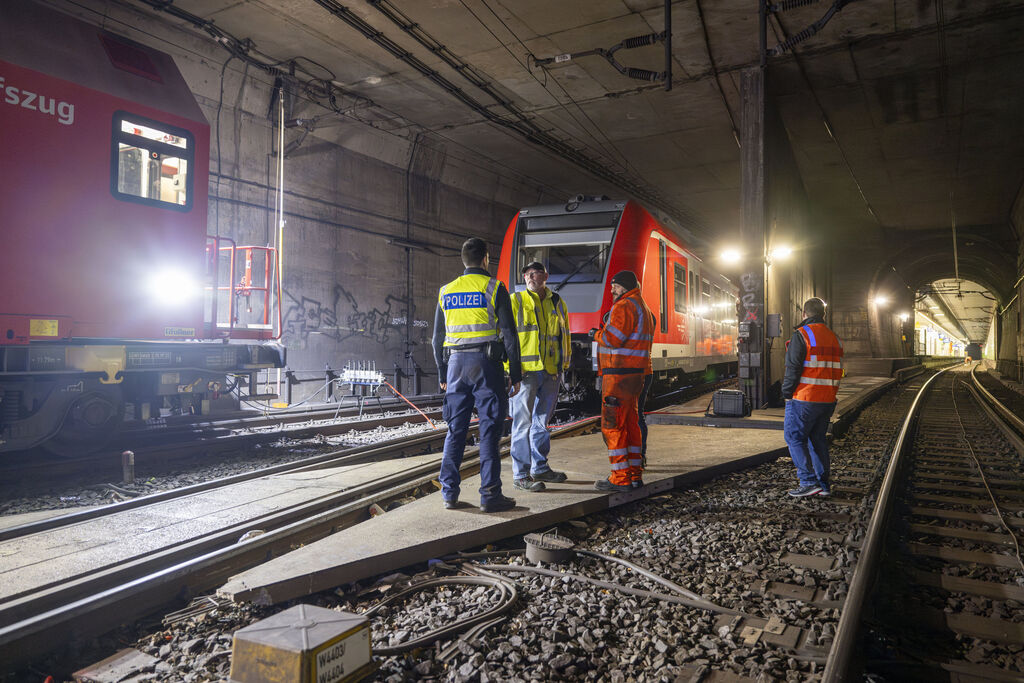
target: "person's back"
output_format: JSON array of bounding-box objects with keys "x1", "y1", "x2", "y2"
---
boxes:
[
  {"x1": 781, "y1": 297, "x2": 843, "y2": 498},
  {"x1": 432, "y1": 237, "x2": 521, "y2": 512}
]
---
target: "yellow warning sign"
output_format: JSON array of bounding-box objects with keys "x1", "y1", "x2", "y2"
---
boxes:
[{"x1": 29, "y1": 319, "x2": 59, "y2": 336}]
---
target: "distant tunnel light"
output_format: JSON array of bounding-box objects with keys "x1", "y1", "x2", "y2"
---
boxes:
[
  {"x1": 769, "y1": 245, "x2": 793, "y2": 261},
  {"x1": 899, "y1": 312, "x2": 910, "y2": 322},
  {"x1": 720, "y1": 248, "x2": 742, "y2": 264},
  {"x1": 872, "y1": 295, "x2": 889, "y2": 307},
  {"x1": 148, "y1": 268, "x2": 200, "y2": 307}
]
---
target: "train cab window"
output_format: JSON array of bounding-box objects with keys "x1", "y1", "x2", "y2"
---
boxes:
[
  {"x1": 673, "y1": 263, "x2": 687, "y2": 314},
  {"x1": 518, "y1": 229, "x2": 613, "y2": 285},
  {"x1": 111, "y1": 112, "x2": 193, "y2": 210}
]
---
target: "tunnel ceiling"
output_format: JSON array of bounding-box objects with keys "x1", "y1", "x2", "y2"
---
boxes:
[
  {"x1": 66, "y1": 0, "x2": 1024, "y2": 252},
  {"x1": 919, "y1": 277, "x2": 996, "y2": 344}
]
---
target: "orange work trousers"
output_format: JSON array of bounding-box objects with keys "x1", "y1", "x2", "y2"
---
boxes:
[{"x1": 600, "y1": 372, "x2": 644, "y2": 486}]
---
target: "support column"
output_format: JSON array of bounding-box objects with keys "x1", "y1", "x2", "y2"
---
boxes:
[{"x1": 739, "y1": 66, "x2": 767, "y2": 409}]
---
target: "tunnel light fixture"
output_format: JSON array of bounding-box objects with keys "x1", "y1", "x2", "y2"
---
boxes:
[
  {"x1": 768, "y1": 245, "x2": 793, "y2": 262},
  {"x1": 719, "y1": 248, "x2": 742, "y2": 264},
  {"x1": 872, "y1": 295, "x2": 889, "y2": 307},
  {"x1": 899, "y1": 312, "x2": 910, "y2": 322}
]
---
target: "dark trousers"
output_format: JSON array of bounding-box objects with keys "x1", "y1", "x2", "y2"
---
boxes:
[{"x1": 439, "y1": 350, "x2": 506, "y2": 504}]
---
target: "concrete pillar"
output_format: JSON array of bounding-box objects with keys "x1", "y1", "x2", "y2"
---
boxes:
[{"x1": 739, "y1": 67, "x2": 767, "y2": 410}]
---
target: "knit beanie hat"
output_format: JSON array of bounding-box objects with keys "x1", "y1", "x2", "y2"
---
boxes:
[{"x1": 610, "y1": 270, "x2": 639, "y2": 290}]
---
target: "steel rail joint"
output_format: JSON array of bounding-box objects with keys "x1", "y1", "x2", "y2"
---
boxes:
[{"x1": 822, "y1": 366, "x2": 951, "y2": 682}]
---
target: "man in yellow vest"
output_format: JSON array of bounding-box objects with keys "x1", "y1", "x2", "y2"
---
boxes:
[
  {"x1": 432, "y1": 238, "x2": 522, "y2": 513},
  {"x1": 507, "y1": 262, "x2": 572, "y2": 492},
  {"x1": 782, "y1": 297, "x2": 844, "y2": 497}
]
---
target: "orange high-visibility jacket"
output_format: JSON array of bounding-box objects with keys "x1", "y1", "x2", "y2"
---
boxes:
[
  {"x1": 793, "y1": 323, "x2": 844, "y2": 402},
  {"x1": 597, "y1": 288, "x2": 653, "y2": 375}
]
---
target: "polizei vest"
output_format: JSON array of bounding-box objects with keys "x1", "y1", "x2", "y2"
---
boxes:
[{"x1": 439, "y1": 274, "x2": 500, "y2": 347}]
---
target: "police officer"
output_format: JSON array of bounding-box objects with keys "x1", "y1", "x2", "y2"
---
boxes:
[
  {"x1": 432, "y1": 237, "x2": 521, "y2": 512},
  {"x1": 782, "y1": 297, "x2": 844, "y2": 497},
  {"x1": 507, "y1": 261, "x2": 572, "y2": 493},
  {"x1": 594, "y1": 271, "x2": 653, "y2": 491}
]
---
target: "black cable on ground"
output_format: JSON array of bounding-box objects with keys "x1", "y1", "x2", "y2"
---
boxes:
[
  {"x1": 474, "y1": 563, "x2": 749, "y2": 618},
  {"x1": 362, "y1": 575, "x2": 518, "y2": 655}
]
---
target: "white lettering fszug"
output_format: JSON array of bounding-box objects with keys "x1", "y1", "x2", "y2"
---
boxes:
[{"x1": 0, "y1": 75, "x2": 75, "y2": 125}]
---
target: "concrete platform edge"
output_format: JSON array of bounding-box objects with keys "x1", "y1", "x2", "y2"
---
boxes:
[{"x1": 225, "y1": 445, "x2": 789, "y2": 606}]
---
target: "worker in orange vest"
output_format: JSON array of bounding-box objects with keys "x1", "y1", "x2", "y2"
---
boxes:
[
  {"x1": 782, "y1": 297, "x2": 844, "y2": 497},
  {"x1": 594, "y1": 271, "x2": 654, "y2": 492}
]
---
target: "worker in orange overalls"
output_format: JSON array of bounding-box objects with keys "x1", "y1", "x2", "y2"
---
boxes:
[{"x1": 594, "y1": 271, "x2": 654, "y2": 492}]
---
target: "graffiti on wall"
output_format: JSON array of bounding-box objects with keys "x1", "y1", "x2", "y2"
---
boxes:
[{"x1": 283, "y1": 284, "x2": 428, "y2": 348}]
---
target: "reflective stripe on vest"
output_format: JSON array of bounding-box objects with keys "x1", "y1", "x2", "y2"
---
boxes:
[
  {"x1": 598, "y1": 289, "x2": 653, "y2": 372},
  {"x1": 509, "y1": 289, "x2": 570, "y2": 373},
  {"x1": 793, "y1": 322, "x2": 844, "y2": 402},
  {"x1": 439, "y1": 274, "x2": 500, "y2": 347}
]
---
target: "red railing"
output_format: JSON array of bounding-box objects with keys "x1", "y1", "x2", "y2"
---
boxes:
[{"x1": 205, "y1": 237, "x2": 282, "y2": 340}]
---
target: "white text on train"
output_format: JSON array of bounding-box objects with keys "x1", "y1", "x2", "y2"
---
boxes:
[{"x1": 0, "y1": 76, "x2": 75, "y2": 125}]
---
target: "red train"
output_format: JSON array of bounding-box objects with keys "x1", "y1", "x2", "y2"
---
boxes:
[
  {"x1": 0, "y1": 3, "x2": 284, "y2": 454},
  {"x1": 497, "y1": 197, "x2": 737, "y2": 401}
]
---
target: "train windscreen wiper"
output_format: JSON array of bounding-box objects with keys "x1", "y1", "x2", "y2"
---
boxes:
[{"x1": 553, "y1": 246, "x2": 609, "y2": 293}]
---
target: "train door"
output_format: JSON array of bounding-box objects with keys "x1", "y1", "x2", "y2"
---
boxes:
[
  {"x1": 690, "y1": 268, "x2": 702, "y2": 357},
  {"x1": 671, "y1": 260, "x2": 688, "y2": 346}
]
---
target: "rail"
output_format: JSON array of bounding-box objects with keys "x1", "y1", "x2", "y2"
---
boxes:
[
  {"x1": 970, "y1": 363, "x2": 1024, "y2": 436},
  {"x1": 822, "y1": 366, "x2": 951, "y2": 682}
]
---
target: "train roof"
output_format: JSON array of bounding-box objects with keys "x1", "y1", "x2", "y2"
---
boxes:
[
  {"x1": 0, "y1": 2, "x2": 207, "y2": 125},
  {"x1": 518, "y1": 198, "x2": 627, "y2": 217}
]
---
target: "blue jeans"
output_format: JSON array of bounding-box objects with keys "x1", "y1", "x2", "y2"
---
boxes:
[
  {"x1": 784, "y1": 399, "x2": 835, "y2": 488},
  {"x1": 509, "y1": 370, "x2": 560, "y2": 480},
  {"x1": 440, "y1": 350, "x2": 506, "y2": 505}
]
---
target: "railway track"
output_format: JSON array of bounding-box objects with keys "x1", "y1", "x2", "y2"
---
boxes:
[
  {"x1": 828, "y1": 364, "x2": 1024, "y2": 680},
  {"x1": 332, "y1": 363, "x2": 1023, "y2": 681},
  {"x1": 0, "y1": 416, "x2": 601, "y2": 668},
  {"x1": 0, "y1": 397, "x2": 444, "y2": 483}
]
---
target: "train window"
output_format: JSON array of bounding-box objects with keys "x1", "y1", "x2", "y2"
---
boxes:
[
  {"x1": 111, "y1": 112, "x2": 193, "y2": 211},
  {"x1": 519, "y1": 229, "x2": 612, "y2": 284},
  {"x1": 659, "y1": 241, "x2": 667, "y2": 333},
  {"x1": 673, "y1": 264, "x2": 686, "y2": 314},
  {"x1": 701, "y1": 280, "x2": 712, "y2": 317},
  {"x1": 713, "y1": 286, "x2": 724, "y2": 322},
  {"x1": 690, "y1": 270, "x2": 698, "y2": 310}
]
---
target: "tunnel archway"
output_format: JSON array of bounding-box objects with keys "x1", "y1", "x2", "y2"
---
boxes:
[{"x1": 866, "y1": 230, "x2": 1014, "y2": 358}]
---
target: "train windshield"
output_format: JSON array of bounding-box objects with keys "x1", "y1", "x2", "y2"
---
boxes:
[{"x1": 516, "y1": 211, "x2": 619, "y2": 285}]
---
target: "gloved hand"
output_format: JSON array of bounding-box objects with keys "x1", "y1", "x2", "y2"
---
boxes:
[{"x1": 588, "y1": 327, "x2": 598, "y2": 341}]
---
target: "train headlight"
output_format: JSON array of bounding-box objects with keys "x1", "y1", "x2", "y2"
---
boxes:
[{"x1": 148, "y1": 269, "x2": 201, "y2": 307}]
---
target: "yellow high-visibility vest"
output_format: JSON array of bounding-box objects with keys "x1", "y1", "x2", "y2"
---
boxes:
[
  {"x1": 509, "y1": 288, "x2": 571, "y2": 374},
  {"x1": 438, "y1": 274, "x2": 500, "y2": 347}
]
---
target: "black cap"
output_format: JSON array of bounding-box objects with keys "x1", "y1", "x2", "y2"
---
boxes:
[
  {"x1": 610, "y1": 270, "x2": 639, "y2": 290},
  {"x1": 521, "y1": 261, "x2": 546, "y2": 274}
]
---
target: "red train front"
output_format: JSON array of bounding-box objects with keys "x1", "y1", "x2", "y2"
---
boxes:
[
  {"x1": 0, "y1": 4, "x2": 283, "y2": 454},
  {"x1": 497, "y1": 197, "x2": 737, "y2": 402}
]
